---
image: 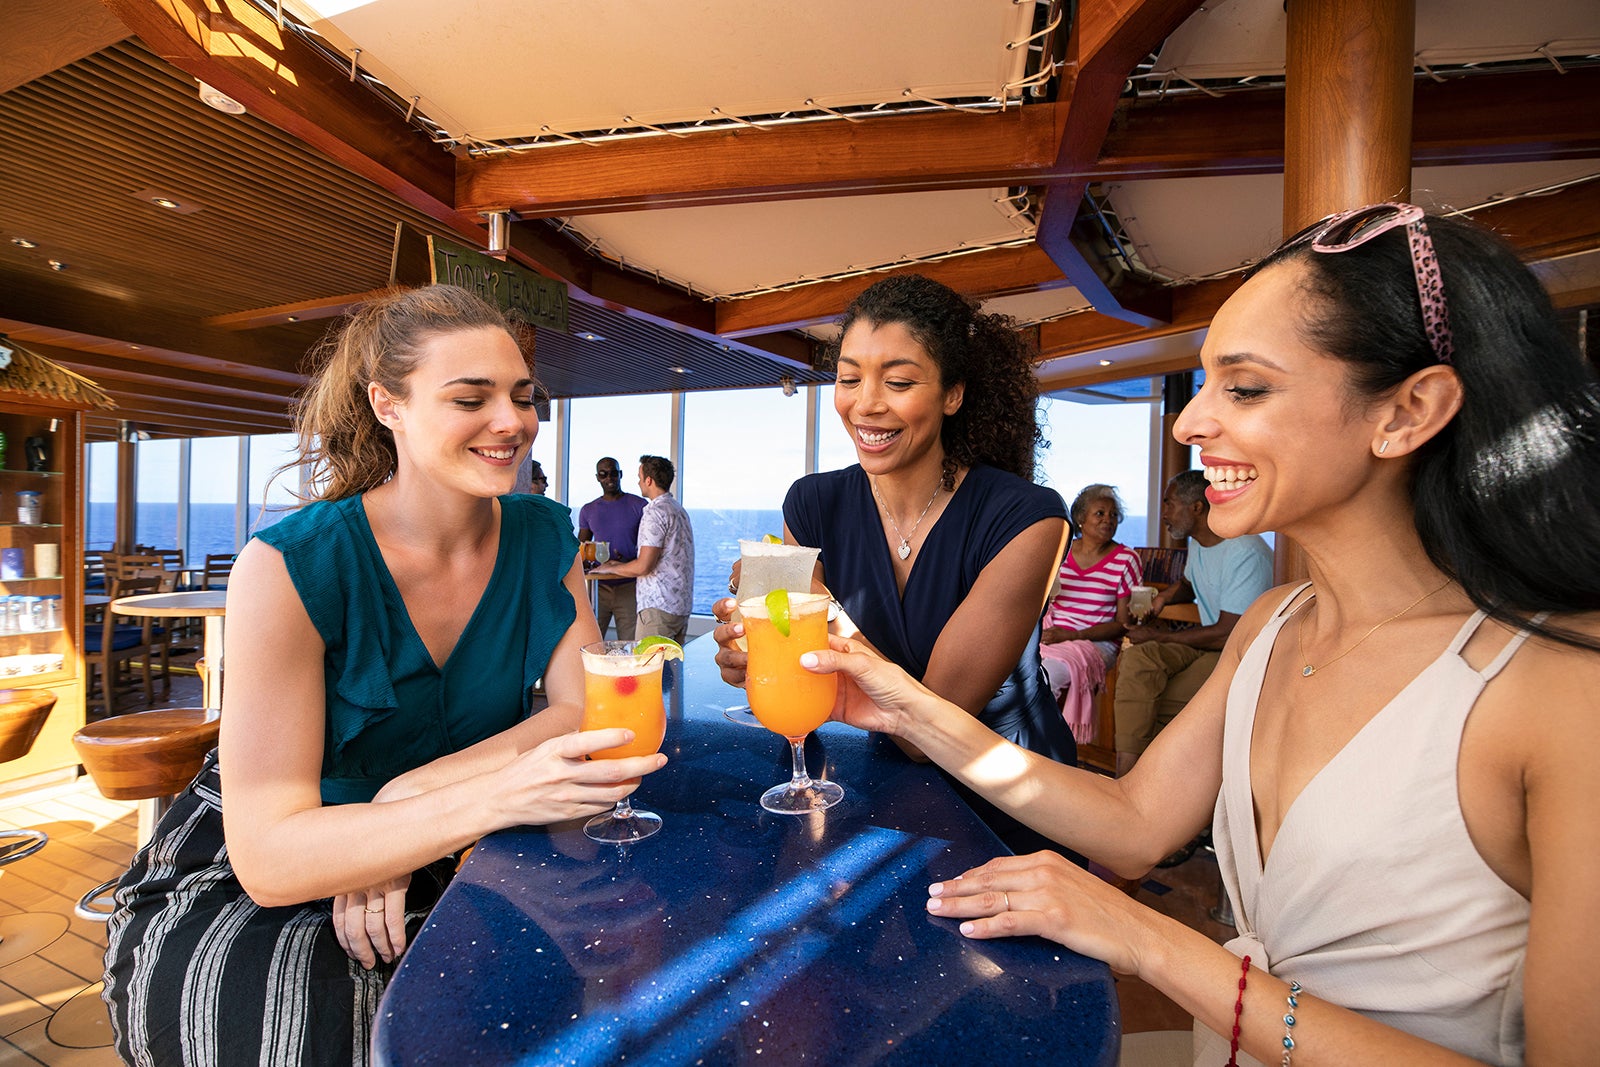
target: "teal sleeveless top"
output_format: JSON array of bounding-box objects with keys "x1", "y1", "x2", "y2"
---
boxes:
[{"x1": 255, "y1": 493, "x2": 579, "y2": 804}]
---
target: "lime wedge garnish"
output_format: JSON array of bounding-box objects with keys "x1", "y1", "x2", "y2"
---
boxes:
[
  {"x1": 762, "y1": 533, "x2": 783, "y2": 544},
  {"x1": 635, "y1": 635, "x2": 684, "y2": 660},
  {"x1": 764, "y1": 588, "x2": 791, "y2": 637}
]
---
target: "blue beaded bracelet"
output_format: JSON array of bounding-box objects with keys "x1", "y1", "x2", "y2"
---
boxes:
[{"x1": 1279, "y1": 981, "x2": 1301, "y2": 1066}]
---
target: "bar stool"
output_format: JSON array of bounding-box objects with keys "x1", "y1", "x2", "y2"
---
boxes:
[
  {"x1": 0, "y1": 688, "x2": 67, "y2": 967},
  {"x1": 71, "y1": 707, "x2": 219, "y2": 920}
]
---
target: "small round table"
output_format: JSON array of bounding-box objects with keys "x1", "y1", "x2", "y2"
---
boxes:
[{"x1": 112, "y1": 591, "x2": 227, "y2": 711}]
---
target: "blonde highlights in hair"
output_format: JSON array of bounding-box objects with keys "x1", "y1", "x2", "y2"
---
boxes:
[{"x1": 290, "y1": 285, "x2": 531, "y2": 502}]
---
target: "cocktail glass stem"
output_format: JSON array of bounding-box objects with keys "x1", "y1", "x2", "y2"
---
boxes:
[{"x1": 785, "y1": 738, "x2": 814, "y2": 791}]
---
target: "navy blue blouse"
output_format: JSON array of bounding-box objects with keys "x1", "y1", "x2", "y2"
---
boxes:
[{"x1": 785, "y1": 464, "x2": 1074, "y2": 766}]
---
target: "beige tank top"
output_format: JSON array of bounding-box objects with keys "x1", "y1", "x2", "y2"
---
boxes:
[{"x1": 1193, "y1": 584, "x2": 1531, "y2": 1066}]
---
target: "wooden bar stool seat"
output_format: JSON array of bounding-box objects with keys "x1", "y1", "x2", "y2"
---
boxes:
[
  {"x1": 72, "y1": 708, "x2": 219, "y2": 921},
  {"x1": 72, "y1": 707, "x2": 219, "y2": 802},
  {"x1": 0, "y1": 689, "x2": 67, "y2": 966}
]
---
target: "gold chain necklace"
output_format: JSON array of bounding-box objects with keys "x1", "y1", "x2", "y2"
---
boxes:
[
  {"x1": 1294, "y1": 578, "x2": 1452, "y2": 678},
  {"x1": 869, "y1": 476, "x2": 942, "y2": 560}
]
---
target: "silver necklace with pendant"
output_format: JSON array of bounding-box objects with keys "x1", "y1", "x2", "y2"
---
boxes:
[{"x1": 871, "y1": 476, "x2": 942, "y2": 560}]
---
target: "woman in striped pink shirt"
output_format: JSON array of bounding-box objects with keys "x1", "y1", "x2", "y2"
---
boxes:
[{"x1": 1040, "y1": 484, "x2": 1142, "y2": 739}]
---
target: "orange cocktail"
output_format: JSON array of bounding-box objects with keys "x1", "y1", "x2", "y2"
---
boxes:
[
  {"x1": 582, "y1": 660, "x2": 666, "y2": 758},
  {"x1": 739, "y1": 592, "x2": 844, "y2": 814},
  {"x1": 741, "y1": 593, "x2": 837, "y2": 738},
  {"x1": 579, "y1": 639, "x2": 670, "y2": 842}
]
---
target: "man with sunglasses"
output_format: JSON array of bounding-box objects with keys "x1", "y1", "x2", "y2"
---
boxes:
[{"x1": 578, "y1": 456, "x2": 647, "y2": 639}]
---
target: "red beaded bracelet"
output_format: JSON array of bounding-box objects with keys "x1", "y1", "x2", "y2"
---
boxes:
[{"x1": 1227, "y1": 954, "x2": 1252, "y2": 1066}]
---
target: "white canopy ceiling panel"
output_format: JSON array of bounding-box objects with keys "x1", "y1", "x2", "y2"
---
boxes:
[
  {"x1": 1111, "y1": 162, "x2": 1600, "y2": 281},
  {"x1": 1108, "y1": 174, "x2": 1286, "y2": 282},
  {"x1": 1151, "y1": 0, "x2": 1598, "y2": 82},
  {"x1": 287, "y1": 0, "x2": 1035, "y2": 141},
  {"x1": 564, "y1": 188, "x2": 1036, "y2": 298},
  {"x1": 980, "y1": 288, "x2": 1091, "y2": 326}
]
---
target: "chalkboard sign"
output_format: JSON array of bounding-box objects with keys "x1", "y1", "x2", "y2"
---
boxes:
[{"x1": 387, "y1": 222, "x2": 569, "y2": 332}]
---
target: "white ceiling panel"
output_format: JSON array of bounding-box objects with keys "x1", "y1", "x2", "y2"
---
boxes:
[
  {"x1": 981, "y1": 288, "x2": 1090, "y2": 326},
  {"x1": 1112, "y1": 161, "x2": 1600, "y2": 281},
  {"x1": 566, "y1": 188, "x2": 1036, "y2": 298},
  {"x1": 289, "y1": 0, "x2": 1035, "y2": 141},
  {"x1": 1153, "y1": 0, "x2": 1599, "y2": 81}
]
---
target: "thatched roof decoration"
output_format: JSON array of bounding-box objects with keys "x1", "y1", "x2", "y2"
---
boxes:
[{"x1": 0, "y1": 340, "x2": 117, "y2": 410}]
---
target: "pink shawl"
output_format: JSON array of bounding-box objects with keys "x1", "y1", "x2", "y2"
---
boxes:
[{"x1": 1039, "y1": 639, "x2": 1108, "y2": 744}]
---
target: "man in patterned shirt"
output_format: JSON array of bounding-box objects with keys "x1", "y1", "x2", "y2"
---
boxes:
[{"x1": 591, "y1": 454, "x2": 695, "y2": 643}]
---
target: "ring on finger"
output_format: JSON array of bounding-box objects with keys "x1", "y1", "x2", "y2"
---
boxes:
[
  {"x1": 1002, "y1": 891, "x2": 1011, "y2": 912},
  {"x1": 365, "y1": 903, "x2": 384, "y2": 914},
  {"x1": 727, "y1": 580, "x2": 738, "y2": 595}
]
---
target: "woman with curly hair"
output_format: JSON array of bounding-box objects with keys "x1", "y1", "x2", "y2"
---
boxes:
[{"x1": 713, "y1": 273, "x2": 1072, "y2": 853}]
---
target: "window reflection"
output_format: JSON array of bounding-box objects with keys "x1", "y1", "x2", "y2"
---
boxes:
[
  {"x1": 134, "y1": 438, "x2": 180, "y2": 550},
  {"x1": 683, "y1": 387, "x2": 808, "y2": 613},
  {"x1": 187, "y1": 437, "x2": 240, "y2": 561},
  {"x1": 1036, "y1": 395, "x2": 1155, "y2": 545}
]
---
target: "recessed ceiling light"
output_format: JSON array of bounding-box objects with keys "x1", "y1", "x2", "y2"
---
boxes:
[
  {"x1": 10, "y1": 237, "x2": 36, "y2": 249},
  {"x1": 286, "y1": 315, "x2": 299, "y2": 322},
  {"x1": 575, "y1": 331, "x2": 606, "y2": 342},
  {"x1": 130, "y1": 345, "x2": 142, "y2": 351},
  {"x1": 47, "y1": 259, "x2": 67, "y2": 272},
  {"x1": 132, "y1": 188, "x2": 204, "y2": 214},
  {"x1": 197, "y1": 81, "x2": 246, "y2": 115},
  {"x1": 1097, "y1": 359, "x2": 1113, "y2": 366},
  {"x1": 669, "y1": 366, "x2": 691, "y2": 374}
]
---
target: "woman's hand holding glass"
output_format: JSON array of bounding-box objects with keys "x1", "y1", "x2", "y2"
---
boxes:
[{"x1": 496, "y1": 726, "x2": 666, "y2": 829}]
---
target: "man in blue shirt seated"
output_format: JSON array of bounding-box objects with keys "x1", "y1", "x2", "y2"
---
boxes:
[{"x1": 1113, "y1": 470, "x2": 1272, "y2": 776}]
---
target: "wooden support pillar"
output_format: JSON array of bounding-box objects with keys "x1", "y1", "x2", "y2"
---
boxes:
[
  {"x1": 115, "y1": 435, "x2": 136, "y2": 554},
  {"x1": 1276, "y1": 0, "x2": 1415, "y2": 581},
  {"x1": 1159, "y1": 372, "x2": 1195, "y2": 548}
]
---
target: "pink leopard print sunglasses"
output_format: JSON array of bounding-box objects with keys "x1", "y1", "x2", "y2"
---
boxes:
[{"x1": 1276, "y1": 202, "x2": 1455, "y2": 365}]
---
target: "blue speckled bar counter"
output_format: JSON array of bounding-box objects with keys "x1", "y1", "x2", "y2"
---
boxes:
[{"x1": 372, "y1": 637, "x2": 1117, "y2": 1065}]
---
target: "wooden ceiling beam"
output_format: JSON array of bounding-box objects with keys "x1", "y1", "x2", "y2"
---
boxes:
[
  {"x1": 1036, "y1": 276, "x2": 1240, "y2": 359},
  {"x1": 1472, "y1": 178, "x2": 1600, "y2": 262},
  {"x1": 1096, "y1": 67, "x2": 1600, "y2": 180},
  {"x1": 19, "y1": 342, "x2": 301, "y2": 403},
  {"x1": 95, "y1": 1, "x2": 761, "y2": 349},
  {"x1": 19, "y1": 349, "x2": 302, "y2": 403},
  {"x1": 92, "y1": 399, "x2": 289, "y2": 435},
  {"x1": 1035, "y1": 0, "x2": 1207, "y2": 327},
  {"x1": 459, "y1": 106, "x2": 1062, "y2": 218},
  {"x1": 715, "y1": 244, "x2": 1075, "y2": 338},
  {"x1": 2, "y1": 0, "x2": 129, "y2": 92},
  {"x1": 0, "y1": 278, "x2": 311, "y2": 378},
  {"x1": 204, "y1": 289, "x2": 391, "y2": 330},
  {"x1": 97, "y1": 0, "x2": 455, "y2": 217}
]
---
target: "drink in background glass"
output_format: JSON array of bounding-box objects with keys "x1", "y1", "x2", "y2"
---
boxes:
[
  {"x1": 580, "y1": 639, "x2": 668, "y2": 842},
  {"x1": 592, "y1": 540, "x2": 611, "y2": 566},
  {"x1": 740, "y1": 592, "x2": 843, "y2": 813},
  {"x1": 1129, "y1": 584, "x2": 1155, "y2": 624},
  {"x1": 723, "y1": 539, "x2": 820, "y2": 726},
  {"x1": 580, "y1": 541, "x2": 598, "y2": 566}
]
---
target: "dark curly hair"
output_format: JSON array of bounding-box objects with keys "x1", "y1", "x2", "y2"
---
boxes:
[{"x1": 824, "y1": 274, "x2": 1045, "y2": 488}]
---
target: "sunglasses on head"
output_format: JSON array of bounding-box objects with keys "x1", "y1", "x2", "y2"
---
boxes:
[{"x1": 1274, "y1": 202, "x2": 1454, "y2": 364}]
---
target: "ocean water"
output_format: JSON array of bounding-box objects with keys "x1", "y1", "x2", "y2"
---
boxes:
[{"x1": 90, "y1": 502, "x2": 1145, "y2": 615}]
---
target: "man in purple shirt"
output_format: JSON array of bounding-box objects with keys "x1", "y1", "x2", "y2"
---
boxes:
[{"x1": 577, "y1": 456, "x2": 648, "y2": 639}]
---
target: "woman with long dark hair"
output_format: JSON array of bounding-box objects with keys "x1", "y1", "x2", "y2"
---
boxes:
[
  {"x1": 806, "y1": 207, "x2": 1600, "y2": 1064},
  {"x1": 714, "y1": 273, "x2": 1073, "y2": 853}
]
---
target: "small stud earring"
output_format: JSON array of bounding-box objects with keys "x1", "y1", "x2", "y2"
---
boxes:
[{"x1": 1378, "y1": 440, "x2": 1390, "y2": 455}]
